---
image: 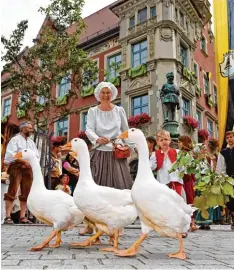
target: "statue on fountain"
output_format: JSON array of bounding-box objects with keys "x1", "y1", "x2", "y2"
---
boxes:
[{"x1": 160, "y1": 72, "x2": 180, "y2": 122}]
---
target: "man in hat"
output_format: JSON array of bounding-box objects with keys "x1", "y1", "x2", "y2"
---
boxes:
[
  {"x1": 160, "y1": 72, "x2": 180, "y2": 122},
  {"x1": 216, "y1": 131, "x2": 234, "y2": 230},
  {"x1": 3, "y1": 121, "x2": 40, "y2": 224}
]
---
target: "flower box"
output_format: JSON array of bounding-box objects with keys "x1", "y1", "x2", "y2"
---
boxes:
[
  {"x1": 56, "y1": 95, "x2": 68, "y2": 106},
  {"x1": 128, "y1": 113, "x2": 151, "y2": 128},
  {"x1": 198, "y1": 129, "x2": 209, "y2": 141},
  {"x1": 128, "y1": 64, "x2": 147, "y2": 79},
  {"x1": 204, "y1": 94, "x2": 215, "y2": 108},
  {"x1": 195, "y1": 85, "x2": 202, "y2": 97},
  {"x1": 81, "y1": 85, "x2": 95, "y2": 97},
  {"x1": 183, "y1": 67, "x2": 196, "y2": 85},
  {"x1": 183, "y1": 115, "x2": 199, "y2": 130},
  {"x1": 107, "y1": 76, "x2": 120, "y2": 87},
  {"x1": 1, "y1": 115, "x2": 8, "y2": 123},
  {"x1": 17, "y1": 109, "x2": 26, "y2": 119}
]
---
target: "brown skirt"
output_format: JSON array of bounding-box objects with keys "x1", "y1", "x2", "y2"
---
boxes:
[{"x1": 90, "y1": 150, "x2": 133, "y2": 189}]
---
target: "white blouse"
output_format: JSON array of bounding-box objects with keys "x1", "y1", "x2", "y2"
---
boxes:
[{"x1": 86, "y1": 105, "x2": 134, "y2": 151}]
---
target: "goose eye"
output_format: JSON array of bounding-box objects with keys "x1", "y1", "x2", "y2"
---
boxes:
[
  {"x1": 75, "y1": 139, "x2": 77, "y2": 142},
  {"x1": 131, "y1": 129, "x2": 134, "y2": 132},
  {"x1": 24, "y1": 150, "x2": 27, "y2": 152}
]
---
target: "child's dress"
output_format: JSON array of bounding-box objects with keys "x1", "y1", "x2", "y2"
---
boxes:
[{"x1": 55, "y1": 184, "x2": 71, "y2": 195}]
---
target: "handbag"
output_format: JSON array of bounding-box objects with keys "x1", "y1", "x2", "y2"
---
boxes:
[{"x1": 112, "y1": 142, "x2": 130, "y2": 159}]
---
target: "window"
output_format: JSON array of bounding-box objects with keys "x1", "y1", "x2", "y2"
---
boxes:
[
  {"x1": 182, "y1": 98, "x2": 190, "y2": 117},
  {"x1": 180, "y1": 44, "x2": 188, "y2": 66},
  {"x1": 201, "y1": 37, "x2": 206, "y2": 52},
  {"x1": 213, "y1": 85, "x2": 217, "y2": 104},
  {"x1": 196, "y1": 111, "x2": 202, "y2": 129},
  {"x1": 107, "y1": 53, "x2": 121, "y2": 79},
  {"x1": 82, "y1": 112, "x2": 88, "y2": 130},
  {"x1": 38, "y1": 96, "x2": 46, "y2": 105},
  {"x1": 203, "y1": 73, "x2": 210, "y2": 94},
  {"x1": 56, "y1": 117, "x2": 68, "y2": 137},
  {"x1": 132, "y1": 40, "x2": 148, "y2": 67},
  {"x1": 138, "y1": 8, "x2": 147, "y2": 24},
  {"x1": 19, "y1": 93, "x2": 29, "y2": 108},
  {"x1": 180, "y1": 11, "x2": 184, "y2": 27},
  {"x1": 132, "y1": 95, "x2": 149, "y2": 116},
  {"x1": 58, "y1": 74, "x2": 70, "y2": 97},
  {"x1": 2, "y1": 97, "x2": 11, "y2": 116},
  {"x1": 129, "y1": 16, "x2": 135, "y2": 28},
  {"x1": 207, "y1": 119, "x2": 214, "y2": 137},
  {"x1": 150, "y1": 6, "x2": 156, "y2": 18},
  {"x1": 175, "y1": 8, "x2": 178, "y2": 21}
]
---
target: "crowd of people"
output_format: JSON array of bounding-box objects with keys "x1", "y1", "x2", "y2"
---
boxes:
[{"x1": 1, "y1": 81, "x2": 234, "y2": 235}]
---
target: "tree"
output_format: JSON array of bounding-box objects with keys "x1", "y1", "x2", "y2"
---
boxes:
[{"x1": 1, "y1": 0, "x2": 98, "y2": 132}]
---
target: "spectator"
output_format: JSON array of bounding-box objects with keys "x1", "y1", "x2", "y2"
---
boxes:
[
  {"x1": 62, "y1": 153, "x2": 79, "y2": 196},
  {"x1": 55, "y1": 174, "x2": 71, "y2": 195},
  {"x1": 46, "y1": 136, "x2": 66, "y2": 190},
  {"x1": 216, "y1": 131, "x2": 234, "y2": 230},
  {"x1": 146, "y1": 136, "x2": 156, "y2": 157},
  {"x1": 3, "y1": 121, "x2": 40, "y2": 224},
  {"x1": 178, "y1": 135, "x2": 197, "y2": 231}
]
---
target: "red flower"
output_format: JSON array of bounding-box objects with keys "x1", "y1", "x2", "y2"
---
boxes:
[
  {"x1": 77, "y1": 131, "x2": 88, "y2": 140},
  {"x1": 183, "y1": 115, "x2": 199, "y2": 130},
  {"x1": 128, "y1": 113, "x2": 151, "y2": 127},
  {"x1": 198, "y1": 129, "x2": 209, "y2": 140}
]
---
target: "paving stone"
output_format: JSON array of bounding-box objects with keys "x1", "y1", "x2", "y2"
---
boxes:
[{"x1": 2, "y1": 225, "x2": 234, "y2": 269}]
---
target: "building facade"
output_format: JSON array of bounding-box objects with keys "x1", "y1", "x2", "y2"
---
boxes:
[{"x1": 1, "y1": 0, "x2": 217, "y2": 141}]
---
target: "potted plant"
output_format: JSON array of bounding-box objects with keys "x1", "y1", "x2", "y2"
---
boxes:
[
  {"x1": 183, "y1": 115, "x2": 199, "y2": 132},
  {"x1": 128, "y1": 113, "x2": 151, "y2": 128},
  {"x1": 198, "y1": 129, "x2": 209, "y2": 143}
]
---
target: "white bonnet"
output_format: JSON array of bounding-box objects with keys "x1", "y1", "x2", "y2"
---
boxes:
[{"x1": 94, "y1": 81, "x2": 118, "y2": 101}]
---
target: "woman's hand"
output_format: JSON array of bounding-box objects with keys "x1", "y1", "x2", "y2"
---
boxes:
[{"x1": 96, "y1": 137, "x2": 110, "y2": 145}]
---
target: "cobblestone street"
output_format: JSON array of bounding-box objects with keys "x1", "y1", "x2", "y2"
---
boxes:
[{"x1": 1, "y1": 224, "x2": 234, "y2": 269}]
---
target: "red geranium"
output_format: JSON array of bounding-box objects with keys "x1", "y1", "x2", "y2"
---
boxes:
[
  {"x1": 77, "y1": 131, "x2": 88, "y2": 140},
  {"x1": 198, "y1": 129, "x2": 209, "y2": 140},
  {"x1": 183, "y1": 115, "x2": 199, "y2": 130},
  {"x1": 128, "y1": 113, "x2": 151, "y2": 127}
]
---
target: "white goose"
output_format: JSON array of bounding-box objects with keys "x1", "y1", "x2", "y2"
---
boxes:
[
  {"x1": 116, "y1": 128, "x2": 193, "y2": 260},
  {"x1": 14, "y1": 149, "x2": 84, "y2": 251},
  {"x1": 62, "y1": 138, "x2": 138, "y2": 252}
]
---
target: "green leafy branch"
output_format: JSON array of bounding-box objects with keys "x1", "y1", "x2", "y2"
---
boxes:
[{"x1": 169, "y1": 148, "x2": 234, "y2": 218}]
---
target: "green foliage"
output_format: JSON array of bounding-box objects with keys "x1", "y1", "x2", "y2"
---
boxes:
[
  {"x1": 1, "y1": 0, "x2": 98, "y2": 131},
  {"x1": 169, "y1": 148, "x2": 234, "y2": 219}
]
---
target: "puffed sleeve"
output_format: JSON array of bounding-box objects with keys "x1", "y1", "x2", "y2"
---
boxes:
[{"x1": 85, "y1": 107, "x2": 100, "y2": 146}]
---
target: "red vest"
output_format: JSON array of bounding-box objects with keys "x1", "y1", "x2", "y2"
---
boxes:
[{"x1": 155, "y1": 148, "x2": 177, "y2": 171}]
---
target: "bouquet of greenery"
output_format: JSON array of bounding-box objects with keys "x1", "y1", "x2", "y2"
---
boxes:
[{"x1": 169, "y1": 146, "x2": 234, "y2": 219}]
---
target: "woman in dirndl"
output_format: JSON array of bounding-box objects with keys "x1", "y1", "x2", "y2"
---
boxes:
[{"x1": 79, "y1": 81, "x2": 134, "y2": 234}]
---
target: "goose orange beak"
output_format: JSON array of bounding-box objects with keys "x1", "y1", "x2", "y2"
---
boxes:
[
  {"x1": 13, "y1": 152, "x2": 23, "y2": 159},
  {"x1": 61, "y1": 141, "x2": 72, "y2": 151},
  {"x1": 118, "y1": 130, "x2": 129, "y2": 139}
]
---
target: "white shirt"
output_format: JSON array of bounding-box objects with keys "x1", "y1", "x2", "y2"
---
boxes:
[
  {"x1": 149, "y1": 149, "x2": 183, "y2": 185},
  {"x1": 4, "y1": 133, "x2": 40, "y2": 164},
  {"x1": 86, "y1": 105, "x2": 134, "y2": 151},
  {"x1": 216, "y1": 153, "x2": 227, "y2": 174}
]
